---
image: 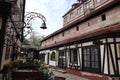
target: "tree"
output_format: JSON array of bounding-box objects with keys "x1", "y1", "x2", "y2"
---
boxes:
[
  {"x1": 22, "y1": 37, "x2": 30, "y2": 45},
  {"x1": 28, "y1": 31, "x2": 45, "y2": 46}
]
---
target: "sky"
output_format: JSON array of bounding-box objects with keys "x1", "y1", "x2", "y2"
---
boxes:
[{"x1": 25, "y1": 0, "x2": 76, "y2": 36}]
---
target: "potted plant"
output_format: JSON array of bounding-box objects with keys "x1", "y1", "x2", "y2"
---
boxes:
[
  {"x1": 3, "y1": 60, "x2": 22, "y2": 72},
  {"x1": 3, "y1": 62, "x2": 11, "y2": 74}
]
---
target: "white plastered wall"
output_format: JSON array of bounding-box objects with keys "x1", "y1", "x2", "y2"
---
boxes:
[
  {"x1": 101, "y1": 38, "x2": 118, "y2": 75},
  {"x1": 49, "y1": 50, "x2": 57, "y2": 66},
  {"x1": 78, "y1": 47, "x2": 82, "y2": 69},
  {"x1": 116, "y1": 37, "x2": 120, "y2": 74}
]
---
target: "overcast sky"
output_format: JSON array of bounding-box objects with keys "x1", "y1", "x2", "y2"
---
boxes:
[{"x1": 25, "y1": 0, "x2": 76, "y2": 36}]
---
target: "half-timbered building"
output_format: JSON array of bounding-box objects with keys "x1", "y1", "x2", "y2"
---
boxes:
[
  {"x1": 39, "y1": 0, "x2": 120, "y2": 79},
  {"x1": 0, "y1": 0, "x2": 25, "y2": 76}
]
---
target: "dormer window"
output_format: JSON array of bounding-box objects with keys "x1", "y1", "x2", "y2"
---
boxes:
[
  {"x1": 77, "y1": 7, "x2": 83, "y2": 14},
  {"x1": 70, "y1": 12, "x2": 74, "y2": 18},
  {"x1": 86, "y1": 1, "x2": 93, "y2": 9},
  {"x1": 96, "y1": 0, "x2": 101, "y2": 3},
  {"x1": 64, "y1": 16, "x2": 68, "y2": 23}
]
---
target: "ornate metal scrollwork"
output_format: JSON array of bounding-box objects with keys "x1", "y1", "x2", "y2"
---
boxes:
[{"x1": 23, "y1": 12, "x2": 47, "y2": 37}]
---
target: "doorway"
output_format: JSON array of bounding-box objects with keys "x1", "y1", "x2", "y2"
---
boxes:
[
  {"x1": 82, "y1": 45, "x2": 101, "y2": 73},
  {"x1": 58, "y1": 50, "x2": 67, "y2": 69}
]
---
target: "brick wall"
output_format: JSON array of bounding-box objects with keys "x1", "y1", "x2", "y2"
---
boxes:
[{"x1": 41, "y1": 5, "x2": 120, "y2": 48}]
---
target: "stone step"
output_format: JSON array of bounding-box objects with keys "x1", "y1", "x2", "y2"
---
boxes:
[{"x1": 56, "y1": 69, "x2": 67, "y2": 73}]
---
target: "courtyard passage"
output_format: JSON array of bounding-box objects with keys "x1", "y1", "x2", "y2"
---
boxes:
[{"x1": 53, "y1": 69, "x2": 88, "y2": 80}]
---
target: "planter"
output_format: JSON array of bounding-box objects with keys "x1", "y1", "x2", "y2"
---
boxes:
[
  {"x1": 12, "y1": 70, "x2": 42, "y2": 80},
  {"x1": 2, "y1": 68, "x2": 10, "y2": 74}
]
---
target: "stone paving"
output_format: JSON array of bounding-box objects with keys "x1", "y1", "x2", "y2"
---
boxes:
[{"x1": 53, "y1": 70, "x2": 89, "y2": 80}]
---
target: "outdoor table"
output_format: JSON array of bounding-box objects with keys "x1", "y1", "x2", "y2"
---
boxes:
[{"x1": 11, "y1": 70, "x2": 42, "y2": 80}]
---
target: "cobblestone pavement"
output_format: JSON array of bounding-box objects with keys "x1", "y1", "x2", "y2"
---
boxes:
[{"x1": 53, "y1": 70, "x2": 89, "y2": 80}]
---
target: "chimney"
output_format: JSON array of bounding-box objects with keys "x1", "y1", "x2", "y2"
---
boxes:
[{"x1": 72, "y1": 3, "x2": 79, "y2": 9}]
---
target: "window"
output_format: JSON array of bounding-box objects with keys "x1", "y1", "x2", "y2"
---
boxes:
[
  {"x1": 82, "y1": 45, "x2": 100, "y2": 73},
  {"x1": 86, "y1": 1, "x2": 93, "y2": 9},
  {"x1": 51, "y1": 52, "x2": 55, "y2": 61},
  {"x1": 101, "y1": 14, "x2": 106, "y2": 21},
  {"x1": 76, "y1": 26, "x2": 79, "y2": 31},
  {"x1": 5, "y1": 39, "x2": 10, "y2": 60},
  {"x1": 70, "y1": 49, "x2": 78, "y2": 64},
  {"x1": 70, "y1": 12, "x2": 74, "y2": 18},
  {"x1": 58, "y1": 50, "x2": 67, "y2": 68},
  {"x1": 62, "y1": 32, "x2": 64, "y2": 37},
  {"x1": 96, "y1": 0, "x2": 101, "y2": 3},
  {"x1": 88, "y1": 22, "x2": 90, "y2": 26},
  {"x1": 64, "y1": 16, "x2": 68, "y2": 23},
  {"x1": 83, "y1": 48, "x2": 90, "y2": 67},
  {"x1": 77, "y1": 7, "x2": 83, "y2": 14}
]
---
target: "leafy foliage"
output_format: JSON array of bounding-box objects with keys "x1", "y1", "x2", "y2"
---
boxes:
[
  {"x1": 22, "y1": 31, "x2": 45, "y2": 46},
  {"x1": 3, "y1": 60, "x2": 22, "y2": 69},
  {"x1": 34, "y1": 60, "x2": 54, "y2": 80},
  {"x1": 22, "y1": 37, "x2": 30, "y2": 45}
]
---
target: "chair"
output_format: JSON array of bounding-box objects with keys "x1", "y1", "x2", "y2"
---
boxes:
[{"x1": 54, "y1": 76, "x2": 66, "y2": 80}]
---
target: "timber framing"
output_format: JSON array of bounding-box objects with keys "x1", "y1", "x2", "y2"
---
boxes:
[{"x1": 39, "y1": 0, "x2": 120, "y2": 79}]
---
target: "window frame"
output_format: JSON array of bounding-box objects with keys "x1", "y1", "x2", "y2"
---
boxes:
[
  {"x1": 76, "y1": 26, "x2": 79, "y2": 31},
  {"x1": 62, "y1": 32, "x2": 64, "y2": 37},
  {"x1": 86, "y1": 1, "x2": 93, "y2": 9},
  {"x1": 51, "y1": 52, "x2": 56, "y2": 61},
  {"x1": 82, "y1": 45, "x2": 101, "y2": 73},
  {"x1": 5, "y1": 39, "x2": 11, "y2": 60},
  {"x1": 77, "y1": 7, "x2": 83, "y2": 14},
  {"x1": 70, "y1": 12, "x2": 75, "y2": 18},
  {"x1": 101, "y1": 14, "x2": 106, "y2": 21},
  {"x1": 70, "y1": 49, "x2": 78, "y2": 64},
  {"x1": 64, "y1": 16, "x2": 68, "y2": 23},
  {"x1": 96, "y1": 0, "x2": 101, "y2": 3}
]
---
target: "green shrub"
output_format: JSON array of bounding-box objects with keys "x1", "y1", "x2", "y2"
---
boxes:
[{"x1": 34, "y1": 60, "x2": 54, "y2": 80}]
